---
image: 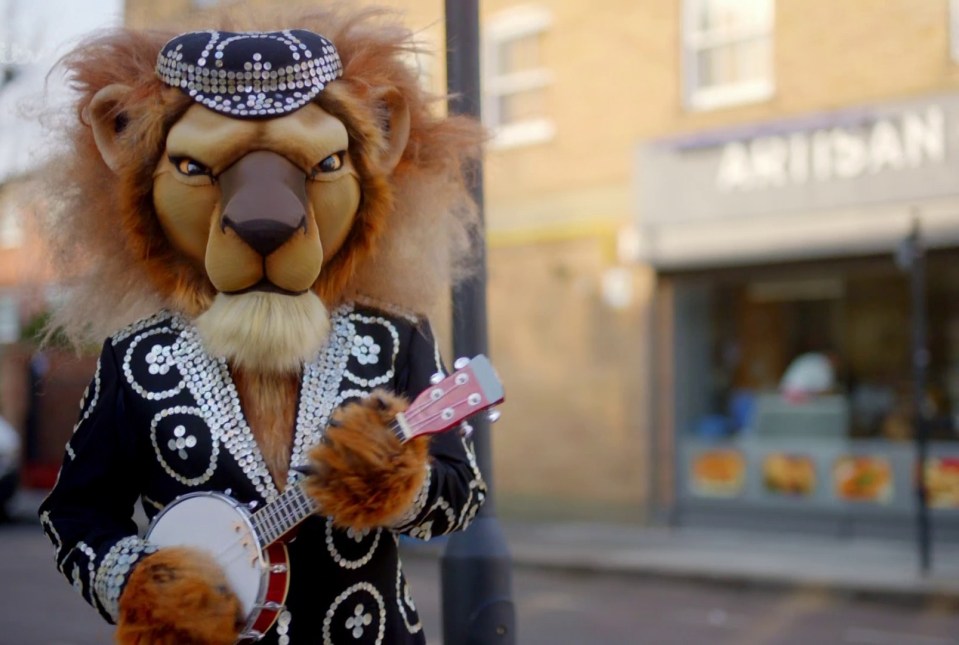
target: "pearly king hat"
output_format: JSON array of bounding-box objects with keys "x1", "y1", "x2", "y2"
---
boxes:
[{"x1": 155, "y1": 29, "x2": 343, "y2": 119}]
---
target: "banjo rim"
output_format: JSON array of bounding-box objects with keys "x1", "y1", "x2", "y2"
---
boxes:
[{"x1": 145, "y1": 491, "x2": 273, "y2": 638}]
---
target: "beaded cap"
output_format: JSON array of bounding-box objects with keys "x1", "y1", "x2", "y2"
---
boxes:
[{"x1": 155, "y1": 29, "x2": 343, "y2": 119}]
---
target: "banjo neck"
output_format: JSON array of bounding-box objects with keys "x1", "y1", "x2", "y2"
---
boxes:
[
  {"x1": 250, "y1": 483, "x2": 318, "y2": 547},
  {"x1": 249, "y1": 355, "x2": 504, "y2": 548}
]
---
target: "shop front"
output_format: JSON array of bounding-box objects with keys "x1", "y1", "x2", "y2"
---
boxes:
[{"x1": 639, "y1": 94, "x2": 959, "y2": 538}]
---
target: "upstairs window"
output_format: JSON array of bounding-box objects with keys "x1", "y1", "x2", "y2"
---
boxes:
[
  {"x1": 483, "y1": 6, "x2": 554, "y2": 148},
  {"x1": 683, "y1": 0, "x2": 774, "y2": 111}
]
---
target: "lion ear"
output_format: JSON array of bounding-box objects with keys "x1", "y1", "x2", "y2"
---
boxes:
[
  {"x1": 81, "y1": 84, "x2": 134, "y2": 174},
  {"x1": 375, "y1": 87, "x2": 410, "y2": 173}
]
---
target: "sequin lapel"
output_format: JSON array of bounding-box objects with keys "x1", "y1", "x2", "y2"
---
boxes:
[
  {"x1": 167, "y1": 305, "x2": 356, "y2": 501},
  {"x1": 285, "y1": 304, "x2": 355, "y2": 490}
]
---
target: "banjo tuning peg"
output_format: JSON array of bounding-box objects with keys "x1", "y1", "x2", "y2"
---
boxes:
[
  {"x1": 487, "y1": 410, "x2": 501, "y2": 424},
  {"x1": 453, "y1": 357, "x2": 470, "y2": 370}
]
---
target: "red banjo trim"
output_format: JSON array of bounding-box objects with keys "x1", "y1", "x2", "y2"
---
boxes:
[{"x1": 246, "y1": 542, "x2": 291, "y2": 640}]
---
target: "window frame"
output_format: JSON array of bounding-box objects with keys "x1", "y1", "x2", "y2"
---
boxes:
[
  {"x1": 682, "y1": 0, "x2": 775, "y2": 111},
  {"x1": 951, "y1": 0, "x2": 959, "y2": 62},
  {"x1": 483, "y1": 6, "x2": 555, "y2": 149}
]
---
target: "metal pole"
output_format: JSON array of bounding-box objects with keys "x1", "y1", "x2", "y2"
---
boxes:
[
  {"x1": 909, "y1": 221, "x2": 932, "y2": 574},
  {"x1": 441, "y1": 2, "x2": 516, "y2": 643},
  {"x1": 898, "y1": 217, "x2": 932, "y2": 574}
]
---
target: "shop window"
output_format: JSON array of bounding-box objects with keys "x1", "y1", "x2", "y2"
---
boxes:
[
  {"x1": 483, "y1": 6, "x2": 554, "y2": 149},
  {"x1": 682, "y1": 0, "x2": 774, "y2": 111},
  {"x1": 675, "y1": 258, "x2": 959, "y2": 449}
]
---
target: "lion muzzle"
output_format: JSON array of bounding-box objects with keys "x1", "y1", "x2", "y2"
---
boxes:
[{"x1": 219, "y1": 151, "x2": 308, "y2": 257}]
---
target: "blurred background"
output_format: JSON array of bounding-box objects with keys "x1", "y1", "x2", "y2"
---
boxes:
[{"x1": 3, "y1": 1, "x2": 959, "y2": 643}]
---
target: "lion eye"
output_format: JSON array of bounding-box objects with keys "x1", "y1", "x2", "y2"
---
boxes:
[
  {"x1": 312, "y1": 152, "x2": 346, "y2": 177},
  {"x1": 171, "y1": 156, "x2": 211, "y2": 177}
]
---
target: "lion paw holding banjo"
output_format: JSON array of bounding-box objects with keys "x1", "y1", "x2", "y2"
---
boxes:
[{"x1": 38, "y1": 6, "x2": 502, "y2": 644}]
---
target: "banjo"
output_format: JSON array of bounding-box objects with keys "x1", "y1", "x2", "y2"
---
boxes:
[{"x1": 145, "y1": 355, "x2": 504, "y2": 642}]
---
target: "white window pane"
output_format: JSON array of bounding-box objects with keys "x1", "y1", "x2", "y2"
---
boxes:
[
  {"x1": 496, "y1": 32, "x2": 542, "y2": 76},
  {"x1": 734, "y1": 38, "x2": 772, "y2": 84},
  {"x1": 484, "y1": 8, "x2": 554, "y2": 143},
  {"x1": 697, "y1": 39, "x2": 771, "y2": 91},
  {"x1": 699, "y1": 0, "x2": 772, "y2": 33},
  {"x1": 498, "y1": 87, "x2": 547, "y2": 125},
  {"x1": 686, "y1": 0, "x2": 774, "y2": 109}
]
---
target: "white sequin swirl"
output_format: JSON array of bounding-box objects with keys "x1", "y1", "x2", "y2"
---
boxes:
[
  {"x1": 74, "y1": 357, "x2": 102, "y2": 429},
  {"x1": 149, "y1": 407, "x2": 219, "y2": 486},
  {"x1": 122, "y1": 327, "x2": 184, "y2": 401},
  {"x1": 343, "y1": 313, "x2": 399, "y2": 388},
  {"x1": 94, "y1": 536, "x2": 159, "y2": 621},
  {"x1": 322, "y1": 582, "x2": 385, "y2": 645},
  {"x1": 395, "y1": 562, "x2": 423, "y2": 634},
  {"x1": 325, "y1": 518, "x2": 381, "y2": 570}
]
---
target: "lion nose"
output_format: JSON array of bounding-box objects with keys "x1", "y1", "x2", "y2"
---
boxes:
[
  {"x1": 221, "y1": 217, "x2": 305, "y2": 257},
  {"x1": 219, "y1": 150, "x2": 309, "y2": 257}
]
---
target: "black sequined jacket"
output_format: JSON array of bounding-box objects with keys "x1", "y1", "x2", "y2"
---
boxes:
[{"x1": 38, "y1": 303, "x2": 487, "y2": 644}]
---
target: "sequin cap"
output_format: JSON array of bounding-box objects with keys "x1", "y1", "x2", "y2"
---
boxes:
[{"x1": 155, "y1": 29, "x2": 343, "y2": 119}]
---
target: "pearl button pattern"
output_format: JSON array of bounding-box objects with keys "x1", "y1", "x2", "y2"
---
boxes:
[
  {"x1": 322, "y1": 582, "x2": 385, "y2": 645},
  {"x1": 94, "y1": 536, "x2": 159, "y2": 621},
  {"x1": 155, "y1": 29, "x2": 342, "y2": 119},
  {"x1": 395, "y1": 561, "x2": 423, "y2": 634}
]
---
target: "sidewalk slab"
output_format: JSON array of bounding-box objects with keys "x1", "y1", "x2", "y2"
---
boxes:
[
  {"x1": 403, "y1": 520, "x2": 959, "y2": 603},
  {"x1": 13, "y1": 489, "x2": 959, "y2": 602}
]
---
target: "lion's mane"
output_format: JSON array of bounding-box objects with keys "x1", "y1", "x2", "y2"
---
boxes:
[{"x1": 42, "y1": 5, "x2": 482, "y2": 345}]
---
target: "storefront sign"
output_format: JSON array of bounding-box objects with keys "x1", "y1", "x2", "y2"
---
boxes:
[
  {"x1": 636, "y1": 94, "x2": 959, "y2": 268},
  {"x1": 716, "y1": 107, "x2": 945, "y2": 192}
]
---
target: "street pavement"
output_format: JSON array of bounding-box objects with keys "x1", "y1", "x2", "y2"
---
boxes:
[{"x1": 3, "y1": 491, "x2": 959, "y2": 644}]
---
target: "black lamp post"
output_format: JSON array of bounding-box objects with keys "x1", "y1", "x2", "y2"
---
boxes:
[
  {"x1": 896, "y1": 217, "x2": 931, "y2": 574},
  {"x1": 440, "y1": 2, "x2": 516, "y2": 643}
]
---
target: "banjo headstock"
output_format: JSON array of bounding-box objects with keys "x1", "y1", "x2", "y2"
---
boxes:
[{"x1": 394, "y1": 355, "x2": 504, "y2": 441}]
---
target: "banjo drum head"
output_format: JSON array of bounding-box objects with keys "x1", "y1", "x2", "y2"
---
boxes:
[{"x1": 146, "y1": 492, "x2": 265, "y2": 619}]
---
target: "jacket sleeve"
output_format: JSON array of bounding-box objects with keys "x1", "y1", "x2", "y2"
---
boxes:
[
  {"x1": 38, "y1": 339, "x2": 156, "y2": 623},
  {"x1": 390, "y1": 319, "x2": 487, "y2": 540}
]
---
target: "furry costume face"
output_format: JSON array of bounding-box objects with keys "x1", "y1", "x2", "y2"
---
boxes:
[
  {"x1": 155, "y1": 103, "x2": 362, "y2": 295},
  {"x1": 49, "y1": 8, "x2": 482, "y2": 361}
]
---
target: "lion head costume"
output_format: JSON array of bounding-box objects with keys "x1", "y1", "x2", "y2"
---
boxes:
[{"x1": 37, "y1": 7, "x2": 488, "y2": 644}]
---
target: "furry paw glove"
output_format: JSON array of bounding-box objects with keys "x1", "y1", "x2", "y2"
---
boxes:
[
  {"x1": 305, "y1": 389, "x2": 430, "y2": 530},
  {"x1": 116, "y1": 546, "x2": 243, "y2": 645}
]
